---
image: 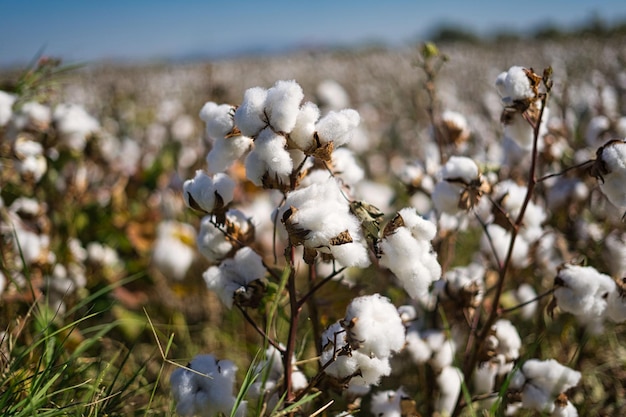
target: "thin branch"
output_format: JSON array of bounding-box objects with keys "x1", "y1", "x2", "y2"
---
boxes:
[
  {"x1": 297, "y1": 267, "x2": 346, "y2": 309},
  {"x1": 499, "y1": 288, "x2": 554, "y2": 315},
  {"x1": 536, "y1": 159, "x2": 594, "y2": 183},
  {"x1": 235, "y1": 303, "x2": 283, "y2": 352},
  {"x1": 460, "y1": 75, "x2": 552, "y2": 410},
  {"x1": 474, "y1": 211, "x2": 502, "y2": 268},
  {"x1": 284, "y1": 245, "x2": 301, "y2": 403}
]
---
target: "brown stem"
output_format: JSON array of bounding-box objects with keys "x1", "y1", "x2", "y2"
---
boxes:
[
  {"x1": 499, "y1": 288, "x2": 554, "y2": 315},
  {"x1": 305, "y1": 263, "x2": 322, "y2": 359},
  {"x1": 284, "y1": 245, "x2": 301, "y2": 404},
  {"x1": 235, "y1": 303, "x2": 283, "y2": 352},
  {"x1": 297, "y1": 267, "x2": 346, "y2": 309},
  {"x1": 536, "y1": 159, "x2": 594, "y2": 183},
  {"x1": 456, "y1": 88, "x2": 551, "y2": 416}
]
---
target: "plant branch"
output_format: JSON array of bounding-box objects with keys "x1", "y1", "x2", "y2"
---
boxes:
[
  {"x1": 460, "y1": 73, "x2": 552, "y2": 410},
  {"x1": 297, "y1": 267, "x2": 346, "y2": 309},
  {"x1": 284, "y1": 245, "x2": 301, "y2": 404},
  {"x1": 536, "y1": 159, "x2": 594, "y2": 183},
  {"x1": 499, "y1": 288, "x2": 554, "y2": 315},
  {"x1": 235, "y1": 303, "x2": 283, "y2": 352}
]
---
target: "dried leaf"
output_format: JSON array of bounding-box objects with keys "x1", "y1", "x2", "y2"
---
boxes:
[{"x1": 329, "y1": 230, "x2": 353, "y2": 246}]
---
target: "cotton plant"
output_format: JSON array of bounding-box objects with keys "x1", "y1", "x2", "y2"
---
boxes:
[{"x1": 166, "y1": 65, "x2": 626, "y2": 416}]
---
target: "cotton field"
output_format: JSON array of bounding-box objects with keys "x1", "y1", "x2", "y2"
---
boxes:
[{"x1": 1, "y1": 35, "x2": 626, "y2": 416}]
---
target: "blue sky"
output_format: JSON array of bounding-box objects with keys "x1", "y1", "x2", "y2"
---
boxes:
[{"x1": 1, "y1": 0, "x2": 625, "y2": 67}]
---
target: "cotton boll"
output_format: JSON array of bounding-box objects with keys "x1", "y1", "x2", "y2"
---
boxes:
[
  {"x1": 290, "y1": 101, "x2": 320, "y2": 150},
  {"x1": 0, "y1": 90, "x2": 16, "y2": 126},
  {"x1": 398, "y1": 305, "x2": 418, "y2": 324},
  {"x1": 280, "y1": 178, "x2": 370, "y2": 267},
  {"x1": 603, "y1": 231, "x2": 626, "y2": 279},
  {"x1": 316, "y1": 79, "x2": 351, "y2": 111},
  {"x1": 496, "y1": 66, "x2": 534, "y2": 104},
  {"x1": 441, "y1": 156, "x2": 479, "y2": 183},
  {"x1": 553, "y1": 264, "x2": 616, "y2": 325},
  {"x1": 436, "y1": 366, "x2": 463, "y2": 416},
  {"x1": 510, "y1": 359, "x2": 581, "y2": 415},
  {"x1": 183, "y1": 171, "x2": 235, "y2": 213},
  {"x1": 235, "y1": 86, "x2": 268, "y2": 137},
  {"x1": 320, "y1": 322, "x2": 356, "y2": 378},
  {"x1": 170, "y1": 354, "x2": 246, "y2": 417},
  {"x1": 492, "y1": 319, "x2": 521, "y2": 370},
  {"x1": 405, "y1": 329, "x2": 432, "y2": 365},
  {"x1": 512, "y1": 283, "x2": 538, "y2": 320},
  {"x1": 324, "y1": 237, "x2": 371, "y2": 268},
  {"x1": 397, "y1": 207, "x2": 437, "y2": 241},
  {"x1": 315, "y1": 109, "x2": 360, "y2": 147},
  {"x1": 351, "y1": 352, "x2": 392, "y2": 386},
  {"x1": 151, "y1": 221, "x2": 196, "y2": 281},
  {"x1": 596, "y1": 139, "x2": 626, "y2": 213},
  {"x1": 379, "y1": 209, "x2": 441, "y2": 301},
  {"x1": 585, "y1": 115, "x2": 611, "y2": 148},
  {"x1": 522, "y1": 383, "x2": 555, "y2": 414},
  {"x1": 53, "y1": 103, "x2": 99, "y2": 152},
  {"x1": 13, "y1": 101, "x2": 51, "y2": 131},
  {"x1": 342, "y1": 294, "x2": 406, "y2": 358},
  {"x1": 244, "y1": 127, "x2": 292, "y2": 187},
  {"x1": 370, "y1": 387, "x2": 409, "y2": 417},
  {"x1": 203, "y1": 247, "x2": 266, "y2": 308},
  {"x1": 380, "y1": 228, "x2": 436, "y2": 300},
  {"x1": 473, "y1": 362, "x2": 498, "y2": 394},
  {"x1": 205, "y1": 135, "x2": 253, "y2": 174},
  {"x1": 521, "y1": 359, "x2": 581, "y2": 397},
  {"x1": 14, "y1": 137, "x2": 47, "y2": 182},
  {"x1": 331, "y1": 148, "x2": 364, "y2": 186},
  {"x1": 441, "y1": 110, "x2": 470, "y2": 146},
  {"x1": 199, "y1": 102, "x2": 236, "y2": 140},
  {"x1": 481, "y1": 224, "x2": 529, "y2": 268},
  {"x1": 265, "y1": 80, "x2": 304, "y2": 133},
  {"x1": 196, "y1": 210, "x2": 251, "y2": 263},
  {"x1": 320, "y1": 322, "x2": 391, "y2": 387},
  {"x1": 437, "y1": 263, "x2": 485, "y2": 308},
  {"x1": 551, "y1": 401, "x2": 578, "y2": 417}
]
